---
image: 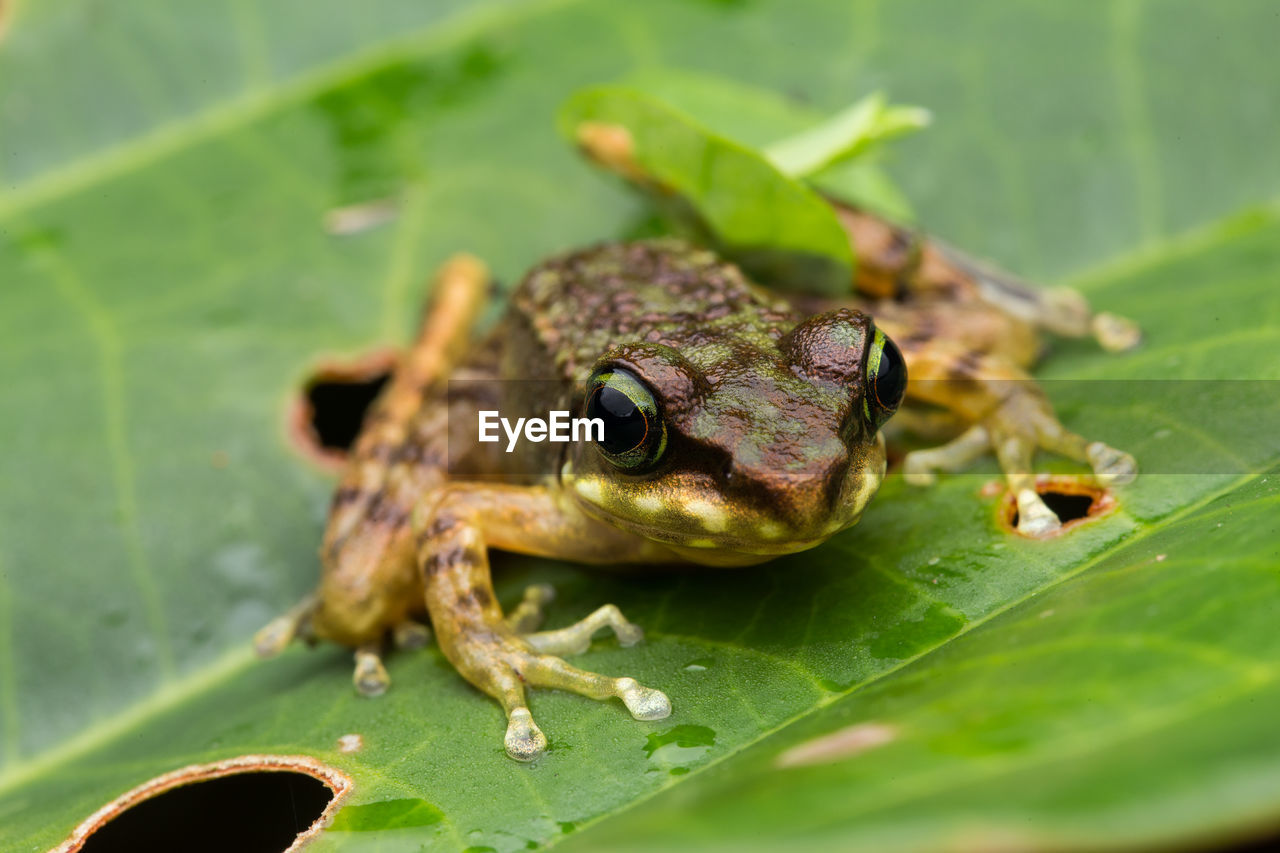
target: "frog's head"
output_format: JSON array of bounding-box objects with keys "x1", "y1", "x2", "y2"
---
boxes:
[{"x1": 562, "y1": 308, "x2": 906, "y2": 566}]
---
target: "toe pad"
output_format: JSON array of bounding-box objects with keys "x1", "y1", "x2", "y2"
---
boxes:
[
  {"x1": 1016, "y1": 488, "x2": 1062, "y2": 537},
  {"x1": 505, "y1": 708, "x2": 548, "y2": 761},
  {"x1": 617, "y1": 678, "x2": 672, "y2": 721},
  {"x1": 353, "y1": 652, "x2": 390, "y2": 697},
  {"x1": 1087, "y1": 442, "x2": 1138, "y2": 486}
]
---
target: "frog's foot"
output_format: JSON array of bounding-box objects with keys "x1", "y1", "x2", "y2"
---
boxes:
[
  {"x1": 992, "y1": 403, "x2": 1135, "y2": 535},
  {"x1": 505, "y1": 583, "x2": 557, "y2": 633},
  {"x1": 917, "y1": 239, "x2": 1143, "y2": 353},
  {"x1": 418, "y1": 482, "x2": 679, "y2": 761},
  {"x1": 354, "y1": 622, "x2": 431, "y2": 696},
  {"x1": 253, "y1": 593, "x2": 318, "y2": 658},
  {"x1": 904, "y1": 398, "x2": 1136, "y2": 536},
  {"x1": 451, "y1": 629, "x2": 671, "y2": 761},
  {"x1": 523, "y1": 603, "x2": 645, "y2": 656},
  {"x1": 1091, "y1": 311, "x2": 1142, "y2": 353},
  {"x1": 1018, "y1": 287, "x2": 1141, "y2": 353},
  {"x1": 353, "y1": 643, "x2": 391, "y2": 697},
  {"x1": 1003, "y1": 285, "x2": 1141, "y2": 352}
]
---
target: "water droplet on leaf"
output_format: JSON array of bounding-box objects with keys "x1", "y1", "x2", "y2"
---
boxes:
[{"x1": 643, "y1": 725, "x2": 716, "y2": 773}]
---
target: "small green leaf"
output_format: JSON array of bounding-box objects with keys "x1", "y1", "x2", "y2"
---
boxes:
[
  {"x1": 610, "y1": 68, "x2": 920, "y2": 221},
  {"x1": 764, "y1": 92, "x2": 931, "y2": 179},
  {"x1": 558, "y1": 85, "x2": 856, "y2": 295}
]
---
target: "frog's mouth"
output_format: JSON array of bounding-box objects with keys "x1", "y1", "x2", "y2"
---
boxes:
[{"x1": 561, "y1": 438, "x2": 886, "y2": 565}]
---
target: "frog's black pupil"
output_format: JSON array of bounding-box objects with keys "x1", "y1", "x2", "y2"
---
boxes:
[
  {"x1": 873, "y1": 335, "x2": 907, "y2": 413},
  {"x1": 588, "y1": 385, "x2": 648, "y2": 454}
]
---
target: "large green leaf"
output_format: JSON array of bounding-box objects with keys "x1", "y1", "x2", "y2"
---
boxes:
[{"x1": 2, "y1": 1, "x2": 1278, "y2": 851}]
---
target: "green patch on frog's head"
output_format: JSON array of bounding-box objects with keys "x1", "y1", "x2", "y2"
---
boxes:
[{"x1": 563, "y1": 312, "x2": 904, "y2": 564}]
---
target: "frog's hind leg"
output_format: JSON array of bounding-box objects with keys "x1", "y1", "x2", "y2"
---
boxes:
[
  {"x1": 834, "y1": 204, "x2": 1140, "y2": 352},
  {"x1": 255, "y1": 254, "x2": 488, "y2": 695},
  {"x1": 322, "y1": 252, "x2": 489, "y2": 568},
  {"x1": 927, "y1": 240, "x2": 1142, "y2": 353},
  {"x1": 416, "y1": 483, "x2": 675, "y2": 760}
]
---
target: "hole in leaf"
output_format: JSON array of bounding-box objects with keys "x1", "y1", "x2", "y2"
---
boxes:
[
  {"x1": 1031, "y1": 490, "x2": 1094, "y2": 524},
  {"x1": 306, "y1": 373, "x2": 390, "y2": 451},
  {"x1": 289, "y1": 349, "x2": 397, "y2": 470},
  {"x1": 1001, "y1": 477, "x2": 1115, "y2": 538},
  {"x1": 58, "y1": 755, "x2": 352, "y2": 853},
  {"x1": 81, "y1": 774, "x2": 328, "y2": 853}
]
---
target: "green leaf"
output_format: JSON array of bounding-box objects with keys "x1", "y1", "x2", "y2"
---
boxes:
[
  {"x1": 558, "y1": 85, "x2": 857, "y2": 295},
  {"x1": 763, "y1": 92, "x2": 931, "y2": 179},
  {"x1": 329, "y1": 798, "x2": 445, "y2": 832},
  {"x1": 2, "y1": 1, "x2": 1279, "y2": 852},
  {"x1": 607, "y1": 67, "x2": 921, "y2": 221}
]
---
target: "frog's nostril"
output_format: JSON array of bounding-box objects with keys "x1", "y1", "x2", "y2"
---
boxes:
[{"x1": 289, "y1": 348, "x2": 396, "y2": 470}]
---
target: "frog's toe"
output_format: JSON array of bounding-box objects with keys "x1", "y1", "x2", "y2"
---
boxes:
[
  {"x1": 353, "y1": 644, "x2": 391, "y2": 697},
  {"x1": 1086, "y1": 441, "x2": 1138, "y2": 486},
  {"x1": 253, "y1": 617, "x2": 296, "y2": 658},
  {"x1": 253, "y1": 593, "x2": 318, "y2": 658},
  {"x1": 506, "y1": 583, "x2": 557, "y2": 633},
  {"x1": 1016, "y1": 488, "x2": 1062, "y2": 536},
  {"x1": 902, "y1": 425, "x2": 991, "y2": 487},
  {"x1": 1091, "y1": 312, "x2": 1142, "y2": 352},
  {"x1": 523, "y1": 652, "x2": 671, "y2": 723},
  {"x1": 392, "y1": 619, "x2": 433, "y2": 650},
  {"x1": 504, "y1": 708, "x2": 548, "y2": 761},
  {"x1": 615, "y1": 677, "x2": 673, "y2": 720},
  {"x1": 524, "y1": 603, "x2": 645, "y2": 656}
]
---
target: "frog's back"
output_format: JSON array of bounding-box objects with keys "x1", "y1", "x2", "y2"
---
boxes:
[{"x1": 508, "y1": 239, "x2": 796, "y2": 382}]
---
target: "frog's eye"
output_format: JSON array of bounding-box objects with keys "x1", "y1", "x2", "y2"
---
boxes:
[
  {"x1": 583, "y1": 367, "x2": 667, "y2": 472},
  {"x1": 864, "y1": 327, "x2": 907, "y2": 430}
]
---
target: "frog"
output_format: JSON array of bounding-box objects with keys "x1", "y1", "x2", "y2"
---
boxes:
[{"x1": 256, "y1": 200, "x2": 1138, "y2": 762}]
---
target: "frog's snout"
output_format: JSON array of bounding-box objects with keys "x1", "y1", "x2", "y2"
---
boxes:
[{"x1": 713, "y1": 432, "x2": 887, "y2": 548}]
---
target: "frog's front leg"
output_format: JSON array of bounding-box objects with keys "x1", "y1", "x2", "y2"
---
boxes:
[
  {"x1": 900, "y1": 344, "x2": 1136, "y2": 535},
  {"x1": 415, "y1": 483, "x2": 674, "y2": 760}
]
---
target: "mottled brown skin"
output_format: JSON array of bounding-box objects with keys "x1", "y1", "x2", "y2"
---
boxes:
[
  {"x1": 516, "y1": 242, "x2": 889, "y2": 563},
  {"x1": 256, "y1": 204, "x2": 1137, "y2": 761}
]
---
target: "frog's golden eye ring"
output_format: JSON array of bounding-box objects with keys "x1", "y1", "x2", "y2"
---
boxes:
[
  {"x1": 583, "y1": 367, "x2": 668, "y2": 472},
  {"x1": 864, "y1": 327, "x2": 907, "y2": 430}
]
